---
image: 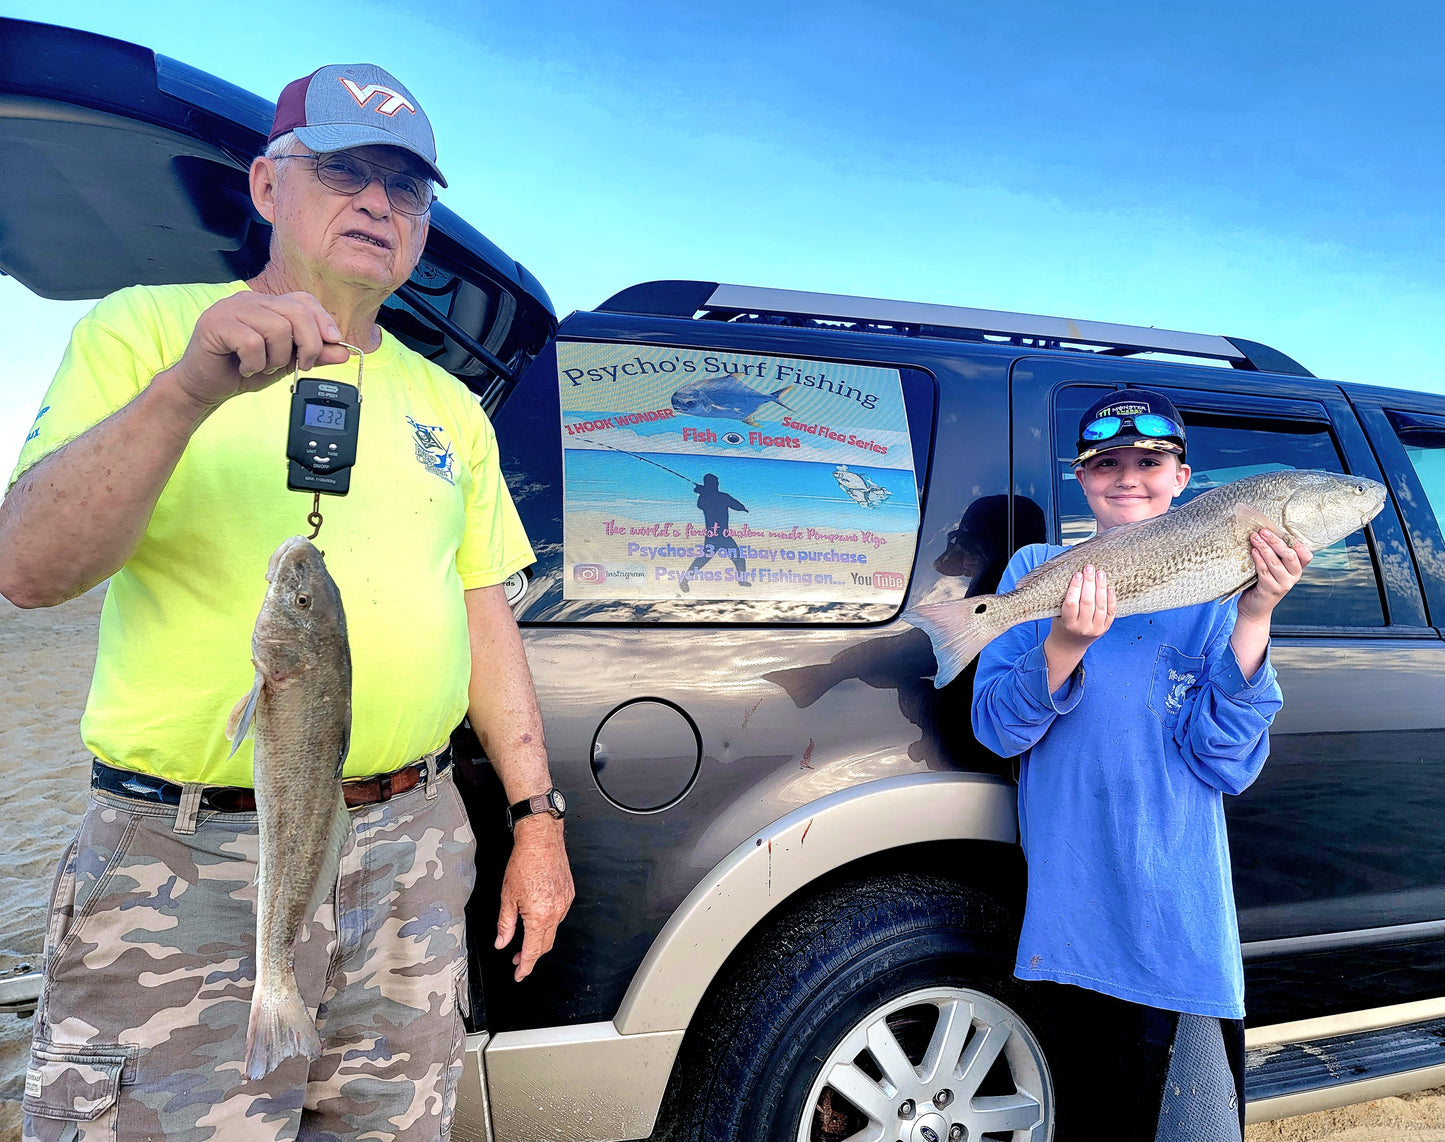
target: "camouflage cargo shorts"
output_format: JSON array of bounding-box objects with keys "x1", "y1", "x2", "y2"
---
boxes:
[{"x1": 23, "y1": 764, "x2": 477, "y2": 1142}]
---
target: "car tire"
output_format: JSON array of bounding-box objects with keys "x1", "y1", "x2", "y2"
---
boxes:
[{"x1": 665, "y1": 872, "x2": 1055, "y2": 1142}]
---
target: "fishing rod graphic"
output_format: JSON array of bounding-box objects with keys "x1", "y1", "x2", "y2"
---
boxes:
[{"x1": 579, "y1": 437, "x2": 699, "y2": 485}]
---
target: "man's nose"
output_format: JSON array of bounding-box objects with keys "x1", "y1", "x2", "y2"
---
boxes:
[{"x1": 353, "y1": 175, "x2": 392, "y2": 215}]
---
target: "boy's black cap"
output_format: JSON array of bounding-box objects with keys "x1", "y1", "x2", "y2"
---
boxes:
[{"x1": 1072, "y1": 388, "x2": 1187, "y2": 466}]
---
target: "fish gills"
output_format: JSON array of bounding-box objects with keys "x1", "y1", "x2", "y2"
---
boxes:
[
  {"x1": 909, "y1": 470, "x2": 1386, "y2": 688},
  {"x1": 226, "y1": 536, "x2": 353, "y2": 1080}
]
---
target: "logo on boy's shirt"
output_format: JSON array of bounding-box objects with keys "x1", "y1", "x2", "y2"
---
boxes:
[
  {"x1": 1164, "y1": 667, "x2": 1197, "y2": 713},
  {"x1": 406, "y1": 416, "x2": 455, "y2": 484}
]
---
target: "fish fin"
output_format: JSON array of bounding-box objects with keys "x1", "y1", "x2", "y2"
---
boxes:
[
  {"x1": 770, "y1": 384, "x2": 797, "y2": 410},
  {"x1": 305, "y1": 794, "x2": 351, "y2": 924},
  {"x1": 243, "y1": 978, "x2": 321, "y2": 1080},
  {"x1": 906, "y1": 596, "x2": 1007, "y2": 688},
  {"x1": 1234, "y1": 503, "x2": 1277, "y2": 536},
  {"x1": 743, "y1": 414, "x2": 761, "y2": 427},
  {"x1": 225, "y1": 674, "x2": 264, "y2": 758}
]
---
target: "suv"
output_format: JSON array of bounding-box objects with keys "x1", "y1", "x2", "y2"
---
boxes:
[{"x1": 6, "y1": 18, "x2": 1445, "y2": 1142}]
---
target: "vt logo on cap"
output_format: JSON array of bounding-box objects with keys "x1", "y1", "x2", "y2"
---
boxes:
[
  {"x1": 268, "y1": 63, "x2": 447, "y2": 187},
  {"x1": 339, "y1": 79, "x2": 416, "y2": 117}
]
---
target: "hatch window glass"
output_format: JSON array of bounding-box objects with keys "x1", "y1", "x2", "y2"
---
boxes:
[
  {"x1": 1053, "y1": 386, "x2": 1385, "y2": 629},
  {"x1": 494, "y1": 340, "x2": 934, "y2": 623}
]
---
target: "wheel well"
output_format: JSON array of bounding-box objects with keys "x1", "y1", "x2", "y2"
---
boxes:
[{"x1": 647, "y1": 840, "x2": 1023, "y2": 1140}]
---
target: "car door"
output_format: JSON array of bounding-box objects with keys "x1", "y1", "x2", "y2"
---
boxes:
[
  {"x1": 478, "y1": 314, "x2": 965, "y2": 1033},
  {"x1": 1011, "y1": 355, "x2": 1445, "y2": 1027}
]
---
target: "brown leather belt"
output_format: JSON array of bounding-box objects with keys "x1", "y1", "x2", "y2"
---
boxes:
[{"x1": 91, "y1": 749, "x2": 452, "y2": 813}]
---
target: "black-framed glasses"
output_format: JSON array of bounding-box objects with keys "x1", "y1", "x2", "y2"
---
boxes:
[
  {"x1": 276, "y1": 152, "x2": 435, "y2": 216},
  {"x1": 1081, "y1": 413, "x2": 1184, "y2": 443}
]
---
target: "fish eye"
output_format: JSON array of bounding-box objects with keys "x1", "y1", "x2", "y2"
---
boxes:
[{"x1": 296, "y1": 592, "x2": 311, "y2": 608}]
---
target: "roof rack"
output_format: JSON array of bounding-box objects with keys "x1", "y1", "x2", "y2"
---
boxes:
[{"x1": 595, "y1": 280, "x2": 1314, "y2": 377}]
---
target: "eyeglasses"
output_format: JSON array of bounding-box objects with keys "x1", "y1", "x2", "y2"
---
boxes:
[
  {"x1": 1081, "y1": 413, "x2": 1184, "y2": 443},
  {"x1": 275, "y1": 152, "x2": 435, "y2": 216}
]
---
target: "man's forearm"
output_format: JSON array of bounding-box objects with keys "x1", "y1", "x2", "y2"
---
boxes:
[
  {"x1": 463, "y1": 585, "x2": 554, "y2": 801},
  {"x1": 0, "y1": 369, "x2": 215, "y2": 607}
]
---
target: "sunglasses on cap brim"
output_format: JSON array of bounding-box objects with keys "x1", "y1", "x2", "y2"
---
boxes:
[{"x1": 1081, "y1": 413, "x2": 1185, "y2": 442}]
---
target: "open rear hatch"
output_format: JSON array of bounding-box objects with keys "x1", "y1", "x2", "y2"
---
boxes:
[{"x1": 0, "y1": 17, "x2": 556, "y2": 411}]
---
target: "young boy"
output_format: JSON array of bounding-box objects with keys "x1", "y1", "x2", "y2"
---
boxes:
[{"x1": 970, "y1": 389, "x2": 1310, "y2": 1141}]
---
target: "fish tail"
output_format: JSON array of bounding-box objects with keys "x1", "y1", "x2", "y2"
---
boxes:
[
  {"x1": 244, "y1": 977, "x2": 321, "y2": 1080},
  {"x1": 907, "y1": 597, "x2": 1007, "y2": 688}
]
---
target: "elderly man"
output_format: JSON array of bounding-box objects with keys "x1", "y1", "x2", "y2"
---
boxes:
[{"x1": 1, "y1": 64, "x2": 572, "y2": 1141}]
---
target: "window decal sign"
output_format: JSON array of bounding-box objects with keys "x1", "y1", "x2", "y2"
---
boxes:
[{"x1": 558, "y1": 343, "x2": 921, "y2": 601}]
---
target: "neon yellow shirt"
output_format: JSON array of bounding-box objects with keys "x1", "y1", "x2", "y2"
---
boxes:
[{"x1": 11, "y1": 281, "x2": 534, "y2": 786}]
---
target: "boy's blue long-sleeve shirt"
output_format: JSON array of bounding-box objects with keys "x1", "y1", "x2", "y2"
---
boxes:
[{"x1": 971, "y1": 543, "x2": 1283, "y2": 1019}]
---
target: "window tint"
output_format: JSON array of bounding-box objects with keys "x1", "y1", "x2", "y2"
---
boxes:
[
  {"x1": 1389, "y1": 411, "x2": 1445, "y2": 528},
  {"x1": 494, "y1": 340, "x2": 935, "y2": 624},
  {"x1": 1054, "y1": 386, "x2": 1385, "y2": 628}
]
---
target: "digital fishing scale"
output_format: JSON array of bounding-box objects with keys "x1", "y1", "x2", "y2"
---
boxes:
[{"x1": 286, "y1": 342, "x2": 363, "y2": 538}]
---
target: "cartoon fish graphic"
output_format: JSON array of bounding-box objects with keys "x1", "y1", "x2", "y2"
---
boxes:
[
  {"x1": 670, "y1": 378, "x2": 794, "y2": 426},
  {"x1": 834, "y1": 465, "x2": 891, "y2": 509}
]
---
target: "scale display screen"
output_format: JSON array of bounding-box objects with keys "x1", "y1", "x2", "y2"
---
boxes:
[{"x1": 304, "y1": 403, "x2": 347, "y2": 432}]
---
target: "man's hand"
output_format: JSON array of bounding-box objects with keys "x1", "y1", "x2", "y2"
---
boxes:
[
  {"x1": 495, "y1": 815, "x2": 575, "y2": 982},
  {"x1": 1237, "y1": 529, "x2": 1312, "y2": 621},
  {"x1": 168, "y1": 291, "x2": 351, "y2": 411}
]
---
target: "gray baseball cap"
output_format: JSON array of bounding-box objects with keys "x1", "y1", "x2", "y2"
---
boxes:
[{"x1": 269, "y1": 63, "x2": 446, "y2": 187}]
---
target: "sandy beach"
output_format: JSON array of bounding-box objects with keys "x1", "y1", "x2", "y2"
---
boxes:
[{"x1": 0, "y1": 588, "x2": 1440, "y2": 1140}]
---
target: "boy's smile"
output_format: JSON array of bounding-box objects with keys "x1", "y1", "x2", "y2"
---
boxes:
[{"x1": 1076, "y1": 448, "x2": 1191, "y2": 532}]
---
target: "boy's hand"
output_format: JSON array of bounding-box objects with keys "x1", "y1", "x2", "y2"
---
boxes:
[
  {"x1": 1043, "y1": 565, "x2": 1115, "y2": 693},
  {"x1": 1238, "y1": 529, "x2": 1312, "y2": 621},
  {"x1": 1049, "y1": 565, "x2": 1117, "y2": 649}
]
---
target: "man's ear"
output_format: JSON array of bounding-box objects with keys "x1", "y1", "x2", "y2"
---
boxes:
[{"x1": 250, "y1": 156, "x2": 278, "y2": 223}]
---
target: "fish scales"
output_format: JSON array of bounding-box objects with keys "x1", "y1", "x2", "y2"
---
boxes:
[
  {"x1": 910, "y1": 470, "x2": 1387, "y2": 688},
  {"x1": 226, "y1": 535, "x2": 353, "y2": 1080}
]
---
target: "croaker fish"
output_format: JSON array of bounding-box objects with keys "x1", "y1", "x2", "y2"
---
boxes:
[
  {"x1": 226, "y1": 536, "x2": 353, "y2": 1080},
  {"x1": 670, "y1": 377, "x2": 795, "y2": 425},
  {"x1": 909, "y1": 470, "x2": 1387, "y2": 688}
]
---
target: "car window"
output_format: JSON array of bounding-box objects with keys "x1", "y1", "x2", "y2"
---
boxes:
[
  {"x1": 494, "y1": 339, "x2": 935, "y2": 624},
  {"x1": 1053, "y1": 385, "x2": 1386, "y2": 628},
  {"x1": 1388, "y1": 410, "x2": 1445, "y2": 529}
]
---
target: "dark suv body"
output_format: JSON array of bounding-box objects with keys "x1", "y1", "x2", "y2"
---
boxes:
[{"x1": 6, "y1": 18, "x2": 1445, "y2": 1142}]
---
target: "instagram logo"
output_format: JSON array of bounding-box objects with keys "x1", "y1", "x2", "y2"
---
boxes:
[
  {"x1": 874, "y1": 571, "x2": 906, "y2": 590},
  {"x1": 574, "y1": 564, "x2": 607, "y2": 585}
]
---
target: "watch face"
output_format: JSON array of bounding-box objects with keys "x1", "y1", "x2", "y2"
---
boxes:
[{"x1": 551, "y1": 789, "x2": 567, "y2": 814}]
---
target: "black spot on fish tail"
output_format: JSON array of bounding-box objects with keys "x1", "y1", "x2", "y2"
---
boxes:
[{"x1": 974, "y1": 603, "x2": 987, "y2": 614}]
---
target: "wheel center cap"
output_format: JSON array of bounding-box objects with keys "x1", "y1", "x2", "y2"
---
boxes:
[{"x1": 910, "y1": 1111, "x2": 949, "y2": 1142}]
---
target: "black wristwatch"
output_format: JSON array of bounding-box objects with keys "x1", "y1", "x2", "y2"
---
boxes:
[{"x1": 506, "y1": 787, "x2": 567, "y2": 829}]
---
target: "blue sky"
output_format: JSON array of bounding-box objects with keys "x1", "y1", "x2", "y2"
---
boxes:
[{"x1": 4, "y1": 0, "x2": 1444, "y2": 475}]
